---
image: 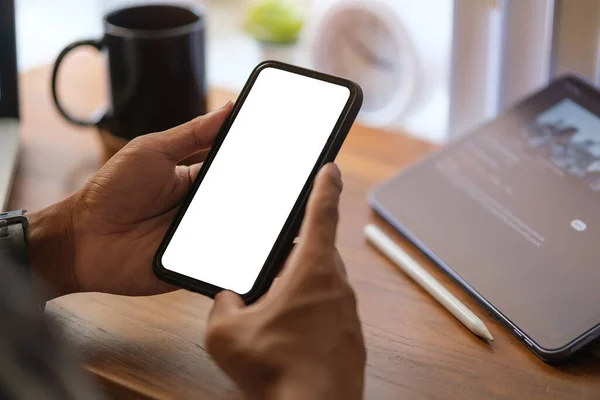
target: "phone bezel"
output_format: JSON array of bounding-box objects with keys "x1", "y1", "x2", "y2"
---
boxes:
[{"x1": 153, "y1": 61, "x2": 363, "y2": 304}]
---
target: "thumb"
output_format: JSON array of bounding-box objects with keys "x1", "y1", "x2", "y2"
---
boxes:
[
  {"x1": 148, "y1": 102, "x2": 233, "y2": 162},
  {"x1": 298, "y1": 163, "x2": 343, "y2": 250},
  {"x1": 208, "y1": 290, "x2": 245, "y2": 323}
]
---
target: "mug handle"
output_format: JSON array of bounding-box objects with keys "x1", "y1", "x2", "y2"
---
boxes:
[{"x1": 51, "y1": 39, "x2": 108, "y2": 127}]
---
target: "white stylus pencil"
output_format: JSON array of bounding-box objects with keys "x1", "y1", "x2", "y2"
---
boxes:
[{"x1": 364, "y1": 224, "x2": 494, "y2": 342}]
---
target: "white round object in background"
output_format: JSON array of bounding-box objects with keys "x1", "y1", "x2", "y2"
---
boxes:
[{"x1": 310, "y1": 0, "x2": 422, "y2": 128}]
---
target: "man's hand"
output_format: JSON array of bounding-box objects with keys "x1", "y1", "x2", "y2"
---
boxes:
[
  {"x1": 206, "y1": 164, "x2": 366, "y2": 400},
  {"x1": 27, "y1": 103, "x2": 233, "y2": 298}
]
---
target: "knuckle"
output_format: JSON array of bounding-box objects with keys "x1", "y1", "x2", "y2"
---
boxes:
[
  {"x1": 128, "y1": 135, "x2": 147, "y2": 148},
  {"x1": 205, "y1": 320, "x2": 234, "y2": 354},
  {"x1": 312, "y1": 200, "x2": 339, "y2": 228},
  {"x1": 306, "y1": 255, "x2": 346, "y2": 289},
  {"x1": 206, "y1": 319, "x2": 276, "y2": 372},
  {"x1": 340, "y1": 324, "x2": 365, "y2": 352},
  {"x1": 342, "y1": 283, "x2": 359, "y2": 309},
  {"x1": 121, "y1": 139, "x2": 139, "y2": 154},
  {"x1": 125, "y1": 135, "x2": 154, "y2": 155},
  {"x1": 323, "y1": 198, "x2": 340, "y2": 220},
  {"x1": 298, "y1": 244, "x2": 325, "y2": 263},
  {"x1": 312, "y1": 265, "x2": 339, "y2": 289},
  {"x1": 328, "y1": 277, "x2": 354, "y2": 304}
]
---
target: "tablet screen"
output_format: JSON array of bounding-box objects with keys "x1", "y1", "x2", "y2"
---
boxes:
[{"x1": 372, "y1": 77, "x2": 600, "y2": 350}]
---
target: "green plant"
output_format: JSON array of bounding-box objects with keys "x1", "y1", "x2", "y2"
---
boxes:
[{"x1": 244, "y1": 0, "x2": 305, "y2": 45}]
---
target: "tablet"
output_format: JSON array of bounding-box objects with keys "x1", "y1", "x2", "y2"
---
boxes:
[{"x1": 370, "y1": 75, "x2": 600, "y2": 362}]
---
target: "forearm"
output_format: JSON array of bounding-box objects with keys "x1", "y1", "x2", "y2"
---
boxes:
[{"x1": 27, "y1": 196, "x2": 78, "y2": 300}]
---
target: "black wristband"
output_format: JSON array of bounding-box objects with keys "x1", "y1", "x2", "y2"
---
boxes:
[
  {"x1": 0, "y1": 210, "x2": 45, "y2": 311},
  {"x1": 0, "y1": 210, "x2": 29, "y2": 269}
]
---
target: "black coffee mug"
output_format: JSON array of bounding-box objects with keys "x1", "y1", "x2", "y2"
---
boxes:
[{"x1": 52, "y1": 4, "x2": 207, "y2": 142}]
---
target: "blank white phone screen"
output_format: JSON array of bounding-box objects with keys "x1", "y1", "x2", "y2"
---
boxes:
[{"x1": 161, "y1": 67, "x2": 351, "y2": 295}]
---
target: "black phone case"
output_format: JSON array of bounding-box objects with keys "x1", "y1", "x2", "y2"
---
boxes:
[{"x1": 153, "y1": 61, "x2": 363, "y2": 304}]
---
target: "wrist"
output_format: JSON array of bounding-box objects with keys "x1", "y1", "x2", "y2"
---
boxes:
[
  {"x1": 257, "y1": 366, "x2": 354, "y2": 400},
  {"x1": 263, "y1": 379, "x2": 330, "y2": 400},
  {"x1": 27, "y1": 196, "x2": 78, "y2": 299}
]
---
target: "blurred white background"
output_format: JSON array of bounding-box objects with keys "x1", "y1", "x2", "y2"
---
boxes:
[
  {"x1": 18, "y1": 1, "x2": 599, "y2": 144},
  {"x1": 16, "y1": 0, "x2": 264, "y2": 90},
  {"x1": 15, "y1": 0, "x2": 453, "y2": 141}
]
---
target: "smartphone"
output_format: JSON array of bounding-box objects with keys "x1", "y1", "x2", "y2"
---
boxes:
[{"x1": 153, "y1": 61, "x2": 363, "y2": 303}]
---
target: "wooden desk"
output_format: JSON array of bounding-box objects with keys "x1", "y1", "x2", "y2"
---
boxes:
[{"x1": 10, "y1": 57, "x2": 600, "y2": 399}]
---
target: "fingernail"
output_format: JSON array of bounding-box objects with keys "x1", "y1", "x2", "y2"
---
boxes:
[
  {"x1": 205, "y1": 101, "x2": 233, "y2": 115},
  {"x1": 204, "y1": 101, "x2": 233, "y2": 116},
  {"x1": 220, "y1": 101, "x2": 233, "y2": 110}
]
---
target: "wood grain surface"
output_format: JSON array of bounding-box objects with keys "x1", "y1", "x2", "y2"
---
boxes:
[{"x1": 8, "y1": 52, "x2": 600, "y2": 399}]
